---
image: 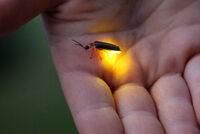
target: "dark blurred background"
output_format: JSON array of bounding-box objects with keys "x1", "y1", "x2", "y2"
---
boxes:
[{"x1": 0, "y1": 16, "x2": 77, "y2": 134}]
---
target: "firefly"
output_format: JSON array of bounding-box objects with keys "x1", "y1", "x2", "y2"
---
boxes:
[
  {"x1": 72, "y1": 40, "x2": 121, "y2": 54},
  {"x1": 72, "y1": 40, "x2": 121, "y2": 53}
]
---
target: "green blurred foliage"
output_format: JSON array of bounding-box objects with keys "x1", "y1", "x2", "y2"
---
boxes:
[{"x1": 0, "y1": 16, "x2": 77, "y2": 134}]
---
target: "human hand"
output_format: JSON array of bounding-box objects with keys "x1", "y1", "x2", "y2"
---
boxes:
[{"x1": 1, "y1": 0, "x2": 200, "y2": 133}]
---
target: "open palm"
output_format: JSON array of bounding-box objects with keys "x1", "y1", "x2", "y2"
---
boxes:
[
  {"x1": 1, "y1": 0, "x2": 200, "y2": 133},
  {"x1": 41, "y1": 0, "x2": 200, "y2": 133}
]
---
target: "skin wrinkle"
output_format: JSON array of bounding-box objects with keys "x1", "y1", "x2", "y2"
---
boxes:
[
  {"x1": 165, "y1": 96, "x2": 191, "y2": 105},
  {"x1": 139, "y1": 0, "x2": 197, "y2": 38},
  {"x1": 114, "y1": 83, "x2": 154, "y2": 110},
  {"x1": 131, "y1": 1, "x2": 197, "y2": 85},
  {"x1": 43, "y1": 5, "x2": 127, "y2": 37},
  {"x1": 60, "y1": 70, "x2": 116, "y2": 110},
  {"x1": 145, "y1": 24, "x2": 200, "y2": 87},
  {"x1": 169, "y1": 1, "x2": 200, "y2": 32},
  {"x1": 114, "y1": 83, "x2": 165, "y2": 134},
  {"x1": 43, "y1": 0, "x2": 165, "y2": 37},
  {"x1": 120, "y1": 110, "x2": 157, "y2": 120},
  {"x1": 136, "y1": 0, "x2": 164, "y2": 28},
  {"x1": 74, "y1": 102, "x2": 115, "y2": 119},
  {"x1": 170, "y1": 6, "x2": 200, "y2": 35},
  {"x1": 122, "y1": 112, "x2": 165, "y2": 134},
  {"x1": 124, "y1": 0, "x2": 141, "y2": 28},
  {"x1": 142, "y1": 15, "x2": 174, "y2": 39},
  {"x1": 71, "y1": 0, "x2": 103, "y2": 14},
  {"x1": 64, "y1": 1, "x2": 122, "y2": 22},
  {"x1": 150, "y1": 73, "x2": 182, "y2": 92},
  {"x1": 75, "y1": 106, "x2": 124, "y2": 134},
  {"x1": 134, "y1": 37, "x2": 160, "y2": 88},
  {"x1": 164, "y1": 25, "x2": 200, "y2": 71},
  {"x1": 159, "y1": 99, "x2": 195, "y2": 123},
  {"x1": 167, "y1": 122, "x2": 200, "y2": 134},
  {"x1": 43, "y1": 12, "x2": 90, "y2": 23},
  {"x1": 170, "y1": 0, "x2": 195, "y2": 17}
]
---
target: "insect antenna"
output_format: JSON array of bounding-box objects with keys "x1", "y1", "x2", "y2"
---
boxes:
[{"x1": 72, "y1": 39, "x2": 89, "y2": 50}]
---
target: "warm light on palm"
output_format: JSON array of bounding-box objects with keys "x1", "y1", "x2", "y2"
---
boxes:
[{"x1": 41, "y1": 0, "x2": 200, "y2": 133}]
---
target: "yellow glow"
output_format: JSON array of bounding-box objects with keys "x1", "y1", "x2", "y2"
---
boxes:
[
  {"x1": 108, "y1": 51, "x2": 121, "y2": 54},
  {"x1": 113, "y1": 54, "x2": 131, "y2": 81},
  {"x1": 100, "y1": 50, "x2": 121, "y2": 70},
  {"x1": 97, "y1": 38, "x2": 131, "y2": 83},
  {"x1": 100, "y1": 49, "x2": 131, "y2": 83},
  {"x1": 89, "y1": 20, "x2": 123, "y2": 33},
  {"x1": 97, "y1": 38, "x2": 121, "y2": 70}
]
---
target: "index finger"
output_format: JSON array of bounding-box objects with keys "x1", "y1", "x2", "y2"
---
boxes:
[{"x1": 60, "y1": 71, "x2": 123, "y2": 134}]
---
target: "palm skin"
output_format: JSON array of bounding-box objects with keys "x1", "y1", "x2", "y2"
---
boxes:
[
  {"x1": 40, "y1": 0, "x2": 200, "y2": 133},
  {"x1": 1, "y1": 0, "x2": 200, "y2": 133}
]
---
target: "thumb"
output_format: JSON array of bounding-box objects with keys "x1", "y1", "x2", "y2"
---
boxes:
[{"x1": 0, "y1": 0, "x2": 64, "y2": 36}]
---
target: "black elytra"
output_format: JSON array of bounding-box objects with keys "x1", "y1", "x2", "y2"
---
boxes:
[{"x1": 72, "y1": 40, "x2": 121, "y2": 51}]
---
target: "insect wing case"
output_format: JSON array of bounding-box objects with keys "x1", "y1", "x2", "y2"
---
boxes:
[{"x1": 94, "y1": 41, "x2": 120, "y2": 51}]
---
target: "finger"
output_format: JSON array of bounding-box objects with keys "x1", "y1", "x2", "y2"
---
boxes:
[
  {"x1": 184, "y1": 54, "x2": 200, "y2": 124},
  {"x1": 114, "y1": 83, "x2": 164, "y2": 134},
  {"x1": 0, "y1": 0, "x2": 63, "y2": 36},
  {"x1": 151, "y1": 74, "x2": 200, "y2": 134},
  {"x1": 60, "y1": 71, "x2": 123, "y2": 134}
]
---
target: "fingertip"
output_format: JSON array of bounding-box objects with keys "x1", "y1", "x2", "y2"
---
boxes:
[
  {"x1": 151, "y1": 73, "x2": 199, "y2": 134},
  {"x1": 114, "y1": 83, "x2": 164, "y2": 134},
  {"x1": 184, "y1": 54, "x2": 200, "y2": 79},
  {"x1": 184, "y1": 54, "x2": 200, "y2": 124}
]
